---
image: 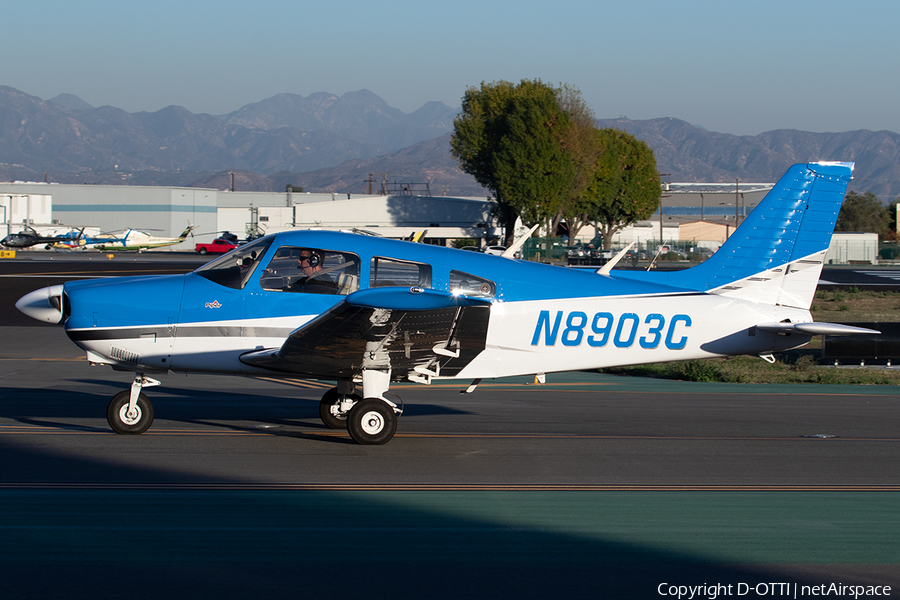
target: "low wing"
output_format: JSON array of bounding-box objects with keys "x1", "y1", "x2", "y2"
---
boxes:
[{"x1": 240, "y1": 287, "x2": 491, "y2": 383}]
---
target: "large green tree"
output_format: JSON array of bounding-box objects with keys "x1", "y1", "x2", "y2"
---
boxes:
[
  {"x1": 836, "y1": 191, "x2": 891, "y2": 233},
  {"x1": 886, "y1": 199, "x2": 898, "y2": 240},
  {"x1": 451, "y1": 80, "x2": 576, "y2": 246},
  {"x1": 553, "y1": 84, "x2": 602, "y2": 239},
  {"x1": 576, "y1": 128, "x2": 661, "y2": 249}
]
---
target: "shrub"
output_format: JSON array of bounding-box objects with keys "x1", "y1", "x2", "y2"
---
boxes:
[{"x1": 677, "y1": 360, "x2": 722, "y2": 382}]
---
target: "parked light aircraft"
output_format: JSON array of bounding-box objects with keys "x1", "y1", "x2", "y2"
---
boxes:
[
  {"x1": 16, "y1": 163, "x2": 879, "y2": 444},
  {"x1": 51, "y1": 224, "x2": 196, "y2": 251}
]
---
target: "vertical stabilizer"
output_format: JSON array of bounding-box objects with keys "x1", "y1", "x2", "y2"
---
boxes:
[{"x1": 667, "y1": 162, "x2": 853, "y2": 309}]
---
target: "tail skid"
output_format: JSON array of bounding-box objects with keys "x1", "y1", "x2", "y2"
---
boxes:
[{"x1": 665, "y1": 162, "x2": 854, "y2": 309}]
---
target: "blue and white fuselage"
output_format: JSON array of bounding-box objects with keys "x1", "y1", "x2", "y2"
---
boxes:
[{"x1": 56, "y1": 235, "x2": 808, "y2": 377}]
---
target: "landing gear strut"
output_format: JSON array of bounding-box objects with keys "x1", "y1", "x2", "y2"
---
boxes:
[
  {"x1": 344, "y1": 369, "x2": 401, "y2": 445},
  {"x1": 107, "y1": 374, "x2": 159, "y2": 434}
]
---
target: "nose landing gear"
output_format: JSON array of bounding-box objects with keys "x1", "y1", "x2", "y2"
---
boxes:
[{"x1": 107, "y1": 374, "x2": 160, "y2": 434}]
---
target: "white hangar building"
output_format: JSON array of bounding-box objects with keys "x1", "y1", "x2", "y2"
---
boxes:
[{"x1": 0, "y1": 181, "x2": 498, "y2": 248}]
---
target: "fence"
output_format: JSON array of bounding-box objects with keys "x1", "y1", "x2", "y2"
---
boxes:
[
  {"x1": 823, "y1": 322, "x2": 900, "y2": 364},
  {"x1": 521, "y1": 238, "x2": 569, "y2": 262},
  {"x1": 522, "y1": 238, "x2": 720, "y2": 266},
  {"x1": 519, "y1": 238, "x2": 899, "y2": 267},
  {"x1": 880, "y1": 241, "x2": 899, "y2": 263}
]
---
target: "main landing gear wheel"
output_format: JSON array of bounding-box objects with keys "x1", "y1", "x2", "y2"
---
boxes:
[
  {"x1": 347, "y1": 399, "x2": 397, "y2": 445},
  {"x1": 318, "y1": 387, "x2": 359, "y2": 430},
  {"x1": 107, "y1": 390, "x2": 155, "y2": 435}
]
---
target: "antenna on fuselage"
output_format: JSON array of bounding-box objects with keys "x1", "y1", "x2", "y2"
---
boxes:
[
  {"x1": 596, "y1": 241, "x2": 636, "y2": 276},
  {"x1": 501, "y1": 224, "x2": 539, "y2": 259},
  {"x1": 647, "y1": 239, "x2": 674, "y2": 271}
]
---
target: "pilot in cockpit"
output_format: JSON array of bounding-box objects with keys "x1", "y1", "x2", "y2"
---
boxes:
[{"x1": 293, "y1": 249, "x2": 339, "y2": 293}]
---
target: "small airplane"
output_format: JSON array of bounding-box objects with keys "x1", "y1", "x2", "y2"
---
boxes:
[
  {"x1": 51, "y1": 224, "x2": 197, "y2": 251},
  {"x1": 16, "y1": 162, "x2": 879, "y2": 444}
]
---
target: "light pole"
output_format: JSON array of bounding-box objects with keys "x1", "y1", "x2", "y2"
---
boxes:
[{"x1": 659, "y1": 174, "x2": 671, "y2": 246}]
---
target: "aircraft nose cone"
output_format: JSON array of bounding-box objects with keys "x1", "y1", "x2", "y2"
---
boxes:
[{"x1": 16, "y1": 284, "x2": 65, "y2": 324}]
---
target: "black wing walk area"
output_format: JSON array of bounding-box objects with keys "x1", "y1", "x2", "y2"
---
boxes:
[{"x1": 240, "y1": 287, "x2": 491, "y2": 382}]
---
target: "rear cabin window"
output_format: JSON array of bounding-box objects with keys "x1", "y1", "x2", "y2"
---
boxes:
[
  {"x1": 259, "y1": 247, "x2": 360, "y2": 295},
  {"x1": 370, "y1": 257, "x2": 432, "y2": 288},
  {"x1": 449, "y1": 270, "x2": 496, "y2": 298}
]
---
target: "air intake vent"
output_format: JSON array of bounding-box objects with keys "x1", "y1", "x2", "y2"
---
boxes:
[{"x1": 109, "y1": 346, "x2": 140, "y2": 364}]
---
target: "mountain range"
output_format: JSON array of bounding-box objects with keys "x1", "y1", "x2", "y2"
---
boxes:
[{"x1": 1, "y1": 85, "x2": 898, "y2": 199}]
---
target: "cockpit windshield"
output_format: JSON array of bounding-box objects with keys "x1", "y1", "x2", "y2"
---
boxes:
[{"x1": 194, "y1": 236, "x2": 273, "y2": 290}]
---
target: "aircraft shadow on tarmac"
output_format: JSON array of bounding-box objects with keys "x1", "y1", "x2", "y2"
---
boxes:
[
  {"x1": 0, "y1": 379, "x2": 472, "y2": 436},
  {"x1": 1, "y1": 433, "x2": 889, "y2": 600}
]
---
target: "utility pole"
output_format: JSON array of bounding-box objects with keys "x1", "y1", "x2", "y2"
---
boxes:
[
  {"x1": 659, "y1": 196, "x2": 663, "y2": 244},
  {"x1": 735, "y1": 179, "x2": 740, "y2": 225},
  {"x1": 659, "y1": 174, "x2": 671, "y2": 245}
]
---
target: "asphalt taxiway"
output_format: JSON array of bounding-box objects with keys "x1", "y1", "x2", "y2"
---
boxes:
[
  {"x1": 1, "y1": 255, "x2": 899, "y2": 598},
  {"x1": 2, "y1": 326, "x2": 900, "y2": 598},
  {"x1": 3, "y1": 325, "x2": 900, "y2": 485}
]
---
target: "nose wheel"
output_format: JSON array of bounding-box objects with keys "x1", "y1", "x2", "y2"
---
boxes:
[
  {"x1": 107, "y1": 390, "x2": 154, "y2": 434},
  {"x1": 106, "y1": 373, "x2": 160, "y2": 434}
]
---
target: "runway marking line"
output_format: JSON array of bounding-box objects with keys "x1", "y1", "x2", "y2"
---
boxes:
[
  {"x1": 398, "y1": 382, "x2": 619, "y2": 389},
  {"x1": 0, "y1": 482, "x2": 898, "y2": 492},
  {"x1": 253, "y1": 377, "x2": 334, "y2": 390},
  {"x1": 405, "y1": 384, "x2": 900, "y2": 397},
  {"x1": 0, "y1": 356, "x2": 85, "y2": 362},
  {"x1": 251, "y1": 378, "x2": 618, "y2": 390},
  {"x1": 1, "y1": 423, "x2": 898, "y2": 443},
  {"x1": 2, "y1": 367, "x2": 892, "y2": 398},
  {"x1": 1, "y1": 269, "x2": 186, "y2": 277}
]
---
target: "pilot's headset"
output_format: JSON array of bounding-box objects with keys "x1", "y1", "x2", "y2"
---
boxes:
[{"x1": 300, "y1": 249, "x2": 322, "y2": 268}]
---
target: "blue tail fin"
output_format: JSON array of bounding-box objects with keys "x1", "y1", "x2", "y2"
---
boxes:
[{"x1": 667, "y1": 162, "x2": 853, "y2": 309}]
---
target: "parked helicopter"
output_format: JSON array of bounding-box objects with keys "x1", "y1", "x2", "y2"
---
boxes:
[
  {"x1": 50, "y1": 224, "x2": 196, "y2": 251},
  {"x1": 1, "y1": 226, "x2": 81, "y2": 249}
]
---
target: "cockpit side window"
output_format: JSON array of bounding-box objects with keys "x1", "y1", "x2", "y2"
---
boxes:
[
  {"x1": 195, "y1": 237, "x2": 272, "y2": 290},
  {"x1": 259, "y1": 247, "x2": 360, "y2": 295},
  {"x1": 370, "y1": 257, "x2": 432, "y2": 288},
  {"x1": 449, "y1": 270, "x2": 496, "y2": 298}
]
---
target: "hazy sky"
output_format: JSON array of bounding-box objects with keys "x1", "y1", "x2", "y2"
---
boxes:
[{"x1": 4, "y1": 0, "x2": 898, "y2": 136}]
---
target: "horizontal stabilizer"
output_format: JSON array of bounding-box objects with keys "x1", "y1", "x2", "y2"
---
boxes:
[{"x1": 756, "y1": 322, "x2": 881, "y2": 336}]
